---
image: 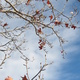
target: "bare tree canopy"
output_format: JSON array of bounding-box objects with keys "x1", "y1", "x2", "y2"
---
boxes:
[{"x1": 0, "y1": 0, "x2": 80, "y2": 80}]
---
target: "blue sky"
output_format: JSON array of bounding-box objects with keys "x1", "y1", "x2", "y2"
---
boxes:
[
  {"x1": 0, "y1": 0, "x2": 80, "y2": 80},
  {"x1": 60, "y1": 35, "x2": 80, "y2": 80}
]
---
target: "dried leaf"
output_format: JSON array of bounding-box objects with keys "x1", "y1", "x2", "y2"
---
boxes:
[
  {"x1": 71, "y1": 25, "x2": 76, "y2": 29},
  {"x1": 47, "y1": 0, "x2": 50, "y2": 5},
  {"x1": 38, "y1": 28, "x2": 43, "y2": 34},
  {"x1": 21, "y1": 75, "x2": 27, "y2": 80},
  {"x1": 3, "y1": 23, "x2": 8, "y2": 27},
  {"x1": 49, "y1": 15, "x2": 53, "y2": 20},
  {"x1": 26, "y1": 0, "x2": 30, "y2": 5},
  {"x1": 54, "y1": 20, "x2": 61, "y2": 25},
  {"x1": 65, "y1": 23, "x2": 69, "y2": 27}
]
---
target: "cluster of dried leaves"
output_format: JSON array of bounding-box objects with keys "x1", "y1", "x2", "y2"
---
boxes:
[{"x1": 0, "y1": 0, "x2": 80, "y2": 80}]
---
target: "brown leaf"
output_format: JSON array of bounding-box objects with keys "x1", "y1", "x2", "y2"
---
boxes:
[
  {"x1": 3, "y1": 23, "x2": 8, "y2": 27},
  {"x1": 49, "y1": 15, "x2": 53, "y2": 20},
  {"x1": 39, "y1": 45, "x2": 43, "y2": 50},
  {"x1": 71, "y1": 25, "x2": 76, "y2": 29},
  {"x1": 38, "y1": 28, "x2": 43, "y2": 34},
  {"x1": 65, "y1": 23, "x2": 69, "y2": 27},
  {"x1": 21, "y1": 75, "x2": 27, "y2": 80},
  {"x1": 54, "y1": 20, "x2": 61, "y2": 25},
  {"x1": 26, "y1": 0, "x2": 30, "y2": 5},
  {"x1": 39, "y1": 41, "x2": 46, "y2": 50},
  {"x1": 38, "y1": 39, "x2": 42, "y2": 43},
  {"x1": 47, "y1": 0, "x2": 50, "y2": 4}
]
